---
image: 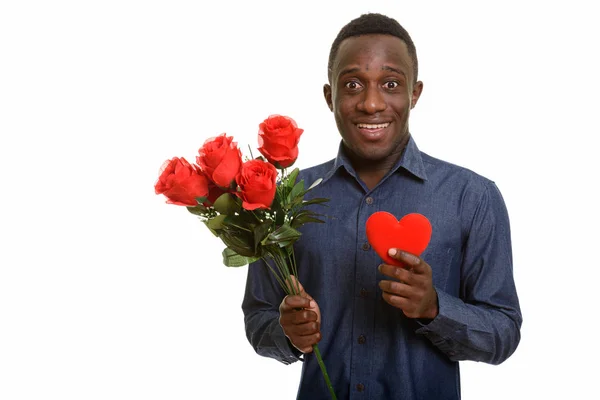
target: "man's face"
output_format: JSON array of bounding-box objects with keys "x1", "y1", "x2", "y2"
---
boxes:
[{"x1": 324, "y1": 34, "x2": 423, "y2": 164}]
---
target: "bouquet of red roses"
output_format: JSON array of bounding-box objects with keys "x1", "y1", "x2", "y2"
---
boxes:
[{"x1": 154, "y1": 115, "x2": 337, "y2": 399}]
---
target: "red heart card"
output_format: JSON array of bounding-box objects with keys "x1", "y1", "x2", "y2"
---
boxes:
[{"x1": 366, "y1": 212, "x2": 432, "y2": 266}]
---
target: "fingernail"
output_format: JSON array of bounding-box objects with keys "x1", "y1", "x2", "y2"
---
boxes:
[
  {"x1": 388, "y1": 248, "x2": 397, "y2": 256},
  {"x1": 309, "y1": 300, "x2": 315, "y2": 308},
  {"x1": 378, "y1": 264, "x2": 383, "y2": 272}
]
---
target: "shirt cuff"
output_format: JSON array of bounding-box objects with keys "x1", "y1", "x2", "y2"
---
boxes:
[
  {"x1": 414, "y1": 289, "x2": 464, "y2": 359},
  {"x1": 273, "y1": 324, "x2": 304, "y2": 365}
]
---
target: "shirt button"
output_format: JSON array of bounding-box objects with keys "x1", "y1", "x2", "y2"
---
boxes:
[
  {"x1": 365, "y1": 196, "x2": 373, "y2": 205},
  {"x1": 361, "y1": 242, "x2": 370, "y2": 251},
  {"x1": 358, "y1": 334, "x2": 366, "y2": 344},
  {"x1": 356, "y1": 383, "x2": 365, "y2": 392},
  {"x1": 359, "y1": 288, "x2": 367, "y2": 297}
]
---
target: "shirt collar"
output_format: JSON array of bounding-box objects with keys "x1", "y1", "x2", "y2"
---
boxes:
[{"x1": 322, "y1": 134, "x2": 428, "y2": 184}]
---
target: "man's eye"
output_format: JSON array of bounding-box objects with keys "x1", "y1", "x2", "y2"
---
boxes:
[
  {"x1": 345, "y1": 81, "x2": 362, "y2": 90},
  {"x1": 384, "y1": 81, "x2": 399, "y2": 89}
]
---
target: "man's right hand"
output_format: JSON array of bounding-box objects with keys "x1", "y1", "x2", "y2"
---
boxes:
[{"x1": 279, "y1": 276, "x2": 322, "y2": 353}]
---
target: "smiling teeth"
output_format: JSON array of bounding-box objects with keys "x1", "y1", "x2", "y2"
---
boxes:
[{"x1": 357, "y1": 123, "x2": 390, "y2": 129}]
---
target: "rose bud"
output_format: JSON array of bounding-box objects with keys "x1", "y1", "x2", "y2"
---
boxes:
[
  {"x1": 155, "y1": 157, "x2": 209, "y2": 206},
  {"x1": 235, "y1": 159, "x2": 278, "y2": 210},
  {"x1": 197, "y1": 133, "x2": 243, "y2": 189},
  {"x1": 258, "y1": 115, "x2": 304, "y2": 169}
]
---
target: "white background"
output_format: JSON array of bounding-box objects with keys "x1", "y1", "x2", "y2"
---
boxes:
[{"x1": 1, "y1": 1, "x2": 599, "y2": 399}]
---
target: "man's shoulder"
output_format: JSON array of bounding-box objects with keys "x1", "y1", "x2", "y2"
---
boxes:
[{"x1": 420, "y1": 151, "x2": 497, "y2": 194}]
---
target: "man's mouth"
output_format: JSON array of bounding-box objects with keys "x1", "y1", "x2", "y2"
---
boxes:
[
  {"x1": 355, "y1": 122, "x2": 390, "y2": 140},
  {"x1": 356, "y1": 123, "x2": 390, "y2": 130}
]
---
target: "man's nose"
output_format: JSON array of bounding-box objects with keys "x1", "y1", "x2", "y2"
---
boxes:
[{"x1": 359, "y1": 86, "x2": 387, "y2": 114}]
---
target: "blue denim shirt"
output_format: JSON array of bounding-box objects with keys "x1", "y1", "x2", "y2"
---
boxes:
[{"x1": 242, "y1": 136, "x2": 522, "y2": 400}]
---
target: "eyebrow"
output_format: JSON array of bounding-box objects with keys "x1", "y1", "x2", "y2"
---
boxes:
[
  {"x1": 337, "y1": 67, "x2": 360, "y2": 79},
  {"x1": 336, "y1": 65, "x2": 407, "y2": 81},
  {"x1": 381, "y1": 65, "x2": 406, "y2": 77}
]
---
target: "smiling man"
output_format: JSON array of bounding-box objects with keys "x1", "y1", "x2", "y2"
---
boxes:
[
  {"x1": 242, "y1": 13, "x2": 522, "y2": 400},
  {"x1": 324, "y1": 33, "x2": 422, "y2": 191}
]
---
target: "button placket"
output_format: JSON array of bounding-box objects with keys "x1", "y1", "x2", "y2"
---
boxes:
[{"x1": 352, "y1": 193, "x2": 377, "y2": 397}]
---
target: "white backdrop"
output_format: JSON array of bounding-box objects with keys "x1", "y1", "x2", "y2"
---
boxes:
[{"x1": 1, "y1": 1, "x2": 599, "y2": 399}]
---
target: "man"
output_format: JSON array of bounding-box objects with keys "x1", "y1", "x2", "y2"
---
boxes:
[{"x1": 242, "y1": 13, "x2": 522, "y2": 400}]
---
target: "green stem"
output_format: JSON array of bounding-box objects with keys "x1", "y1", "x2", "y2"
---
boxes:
[
  {"x1": 267, "y1": 247, "x2": 297, "y2": 296},
  {"x1": 260, "y1": 256, "x2": 286, "y2": 292},
  {"x1": 286, "y1": 248, "x2": 300, "y2": 295},
  {"x1": 313, "y1": 344, "x2": 337, "y2": 400}
]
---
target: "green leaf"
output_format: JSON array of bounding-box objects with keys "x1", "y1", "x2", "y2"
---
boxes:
[
  {"x1": 262, "y1": 224, "x2": 302, "y2": 247},
  {"x1": 219, "y1": 231, "x2": 257, "y2": 257},
  {"x1": 253, "y1": 220, "x2": 273, "y2": 253},
  {"x1": 302, "y1": 197, "x2": 330, "y2": 206},
  {"x1": 196, "y1": 196, "x2": 209, "y2": 204},
  {"x1": 205, "y1": 214, "x2": 227, "y2": 230},
  {"x1": 202, "y1": 221, "x2": 220, "y2": 237},
  {"x1": 289, "y1": 195, "x2": 329, "y2": 211},
  {"x1": 223, "y1": 213, "x2": 259, "y2": 230},
  {"x1": 286, "y1": 168, "x2": 300, "y2": 190},
  {"x1": 187, "y1": 204, "x2": 209, "y2": 216},
  {"x1": 222, "y1": 247, "x2": 259, "y2": 267},
  {"x1": 291, "y1": 211, "x2": 327, "y2": 229},
  {"x1": 287, "y1": 179, "x2": 305, "y2": 204},
  {"x1": 213, "y1": 193, "x2": 240, "y2": 215}
]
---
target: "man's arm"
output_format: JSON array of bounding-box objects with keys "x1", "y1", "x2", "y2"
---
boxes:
[
  {"x1": 241, "y1": 260, "x2": 302, "y2": 365},
  {"x1": 418, "y1": 181, "x2": 522, "y2": 364},
  {"x1": 379, "y1": 181, "x2": 522, "y2": 364}
]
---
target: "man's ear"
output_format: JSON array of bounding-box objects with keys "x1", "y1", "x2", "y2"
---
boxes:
[
  {"x1": 411, "y1": 81, "x2": 424, "y2": 109},
  {"x1": 323, "y1": 84, "x2": 333, "y2": 111}
]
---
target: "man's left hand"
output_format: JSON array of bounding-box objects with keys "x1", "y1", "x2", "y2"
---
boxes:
[{"x1": 378, "y1": 248, "x2": 439, "y2": 319}]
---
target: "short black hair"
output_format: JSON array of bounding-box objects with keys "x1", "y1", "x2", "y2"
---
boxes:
[{"x1": 327, "y1": 13, "x2": 419, "y2": 83}]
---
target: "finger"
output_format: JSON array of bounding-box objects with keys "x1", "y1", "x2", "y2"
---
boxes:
[
  {"x1": 378, "y1": 263, "x2": 413, "y2": 283},
  {"x1": 293, "y1": 332, "x2": 322, "y2": 353},
  {"x1": 290, "y1": 309, "x2": 319, "y2": 325},
  {"x1": 378, "y1": 263, "x2": 401, "y2": 279},
  {"x1": 379, "y1": 279, "x2": 414, "y2": 297},
  {"x1": 289, "y1": 320, "x2": 320, "y2": 336},
  {"x1": 280, "y1": 308, "x2": 318, "y2": 327},
  {"x1": 381, "y1": 291, "x2": 413, "y2": 311},
  {"x1": 381, "y1": 292, "x2": 423, "y2": 317},
  {"x1": 388, "y1": 249, "x2": 424, "y2": 272},
  {"x1": 280, "y1": 295, "x2": 312, "y2": 312}
]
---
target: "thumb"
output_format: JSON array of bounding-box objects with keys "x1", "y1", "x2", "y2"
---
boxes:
[{"x1": 286, "y1": 275, "x2": 320, "y2": 323}]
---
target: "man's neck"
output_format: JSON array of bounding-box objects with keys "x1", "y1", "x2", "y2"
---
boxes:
[{"x1": 345, "y1": 137, "x2": 409, "y2": 191}]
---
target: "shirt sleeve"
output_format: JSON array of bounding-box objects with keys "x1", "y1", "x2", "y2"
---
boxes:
[
  {"x1": 241, "y1": 258, "x2": 302, "y2": 365},
  {"x1": 416, "y1": 181, "x2": 522, "y2": 365}
]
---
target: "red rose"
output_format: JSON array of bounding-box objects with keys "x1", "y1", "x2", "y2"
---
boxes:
[
  {"x1": 258, "y1": 115, "x2": 304, "y2": 168},
  {"x1": 155, "y1": 157, "x2": 209, "y2": 206},
  {"x1": 235, "y1": 159, "x2": 278, "y2": 210},
  {"x1": 196, "y1": 133, "x2": 243, "y2": 188}
]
